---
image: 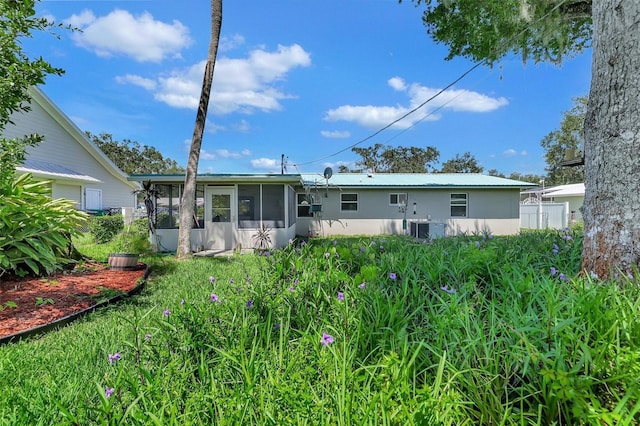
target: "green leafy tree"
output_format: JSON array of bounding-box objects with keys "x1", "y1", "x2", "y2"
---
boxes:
[
  {"x1": 540, "y1": 97, "x2": 586, "y2": 186},
  {"x1": 1, "y1": 0, "x2": 85, "y2": 277},
  {"x1": 352, "y1": 144, "x2": 440, "y2": 173},
  {"x1": 507, "y1": 172, "x2": 545, "y2": 185},
  {"x1": 487, "y1": 169, "x2": 505, "y2": 178},
  {"x1": 177, "y1": 0, "x2": 222, "y2": 259},
  {"x1": 85, "y1": 132, "x2": 185, "y2": 175},
  {"x1": 405, "y1": 0, "x2": 640, "y2": 278},
  {"x1": 440, "y1": 152, "x2": 484, "y2": 173}
]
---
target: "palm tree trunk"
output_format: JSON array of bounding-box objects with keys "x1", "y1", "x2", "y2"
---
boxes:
[{"x1": 176, "y1": 0, "x2": 222, "y2": 259}]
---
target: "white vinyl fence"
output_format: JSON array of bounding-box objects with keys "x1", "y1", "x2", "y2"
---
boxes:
[{"x1": 520, "y1": 202, "x2": 569, "y2": 230}]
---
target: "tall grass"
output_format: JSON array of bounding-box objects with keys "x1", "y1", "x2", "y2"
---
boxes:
[{"x1": 1, "y1": 229, "x2": 639, "y2": 424}]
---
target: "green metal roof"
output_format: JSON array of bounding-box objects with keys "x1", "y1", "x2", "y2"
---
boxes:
[{"x1": 300, "y1": 173, "x2": 536, "y2": 188}]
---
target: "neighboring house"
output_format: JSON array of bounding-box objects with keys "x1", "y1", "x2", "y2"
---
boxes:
[
  {"x1": 130, "y1": 172, "x2": 534, "y2": 252},
  {"x1": 520, "y1": 183, "x2": 584, "y2": 230},
  {"x1": 2, "y1": 86, "x2": 137, "y2": 211}
]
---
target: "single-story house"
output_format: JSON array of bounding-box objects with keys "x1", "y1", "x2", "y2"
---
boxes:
[
  {"x1": 541, "y1": 183, "x2": 584, "y2": 222},
  {"x1": 129, "y1": 172, "x2": 535, "y2": 252},
  {"x1": 2, "y1": 86, "x2": 137, "y2": 211}
]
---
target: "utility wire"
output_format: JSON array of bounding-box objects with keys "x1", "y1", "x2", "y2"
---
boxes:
[{"x1": 292, "y1": 0, "x2": 572, "y2": 170}]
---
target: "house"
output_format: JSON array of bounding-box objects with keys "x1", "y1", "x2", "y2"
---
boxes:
[
  {"x1": 129, "y1": 172, "x2": 534, "y2": 252},
  {"x1": 541, "y1": 183, "x2": 584, "y2": 222},
  {"x1": 2, "y1": 86, "x2": 137, "y2": 212},
  {"x1": 520, "y1": 183, "x2": 584, "y2": 229}
]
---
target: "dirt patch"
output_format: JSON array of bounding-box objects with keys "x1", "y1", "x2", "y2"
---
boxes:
[{"x1": 0, "y1": 263, "x2": 146, "y2": 339}]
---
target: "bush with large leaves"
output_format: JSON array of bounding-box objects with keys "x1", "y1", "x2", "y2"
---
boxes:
[{"x1": 0, "y1": 173, "x2": 88, "y2": 277}]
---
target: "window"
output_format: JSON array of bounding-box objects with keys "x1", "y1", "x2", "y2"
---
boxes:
[
  {"x1": 155, "y1": 184, "x2": 205, "y2": 229},
  {"x1": 389, "y1": 193, "x2": 407, "y2": 206},
  {"x1": 450, "y1": 193, "x2": 468, "y2": 217},
  {"x1": 238, "y1": 184, "x2": 260, "y2": 229},
  {"x1": 237, "y1": 184, "x2": 286, "y2": 229},
  {"x1": 288, "y1": 186, "x2": 296, "y2": 227},
  {"x1": 297, "y1": 193, "x2": 316, "y2": 217},
  {"x1": 262, "y1": 184, "x2": 285, "y2": 228},
  {"x1": 341, "y1": 193, "x2": 358, "y2": 212}
]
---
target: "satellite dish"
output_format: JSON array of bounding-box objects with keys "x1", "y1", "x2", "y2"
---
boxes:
[{"x1": 323, "y1": 167, "x2": 333, "y2": 180}]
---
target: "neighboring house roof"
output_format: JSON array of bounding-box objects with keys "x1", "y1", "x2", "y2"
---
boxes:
[
  {"x1": 300, "y1": 173, "x2": 536, "y2": 188},
  {"x1": 23, "y1": 86, "x2": 137, "y2": 190},
  {"x1": 541, "y1": 183, "x2": 585, "y2": 198},
  {"x1": 17, "y1": 159, "x2": 101, "y2": 184}
]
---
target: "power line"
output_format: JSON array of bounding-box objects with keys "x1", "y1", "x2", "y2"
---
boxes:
[{"x1": 292, "y1": 0, "x2": 573, "y2": 170}]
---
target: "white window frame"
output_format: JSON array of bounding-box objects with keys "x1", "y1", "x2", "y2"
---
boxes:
[
  {"x1": 340, "y1": 193, "x2": 359, "y2": 212},
  {"x1": 389, "y1": 193, "x2": 408, "y2": 206},
  {"x1": 450, "y1": 193, "x2": 468, "y2": 217}
]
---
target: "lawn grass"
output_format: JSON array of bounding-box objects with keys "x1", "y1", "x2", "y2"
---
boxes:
[{"x1": 1, "y1": 229, "x2": 639, "y2": 425}]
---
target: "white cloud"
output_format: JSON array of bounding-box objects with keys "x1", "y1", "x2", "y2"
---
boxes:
[
  {"x1": 503, "y1": 149, "x2": 517, "y2": 157},
  {"x1": 66, "y1": 9, "x2": 192, "y2": 62},
  {"x1": 115, "y1": 74, "x2": 157, "y2": 90},
  {"x1": 324, "y1": 76, "x2": 508, "y2": 129},
  {"x1": 320, "y1": 130, "x2": 351, "y2": 139},
  {"x1": 214, "y1": 148, "x2": 252, "y2": 159},
  {"x1": 520, "y1": 150, "x2": 528, "y2": 156},
  {"x1": 251, "y1": 157, "x2": 278, "y2": 170},
  {"x1": 121, "y1": 44, "x2": 311, "y2": 114},
  {"x1": 219, "y1": 34, "x2": 245, "y2": 52}
]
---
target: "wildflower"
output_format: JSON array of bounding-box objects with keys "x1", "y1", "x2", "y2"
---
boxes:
[
  {"x1": 209, "y1": 276, "x2": 216, "y2": 284},
  {"x1": 360, "y1": 246, "x2": 366, "y2": 252},
  {"x1": 487, "y1": 233, "x2": 494, "y2": 239},
  {"x1": 210, "y1": 293, "x2": 219, "y2": 302},
  {"x1": 389, "y1": 272, "x2": 397, "y2": 280},
  {"x1": 552, "y1": 244, "x2": 559, "y2": 254},
  {"x1": 288, "y1": 286, "x2": 295, "y2": 292},
  {"x1": 337, "y1": 292, "x2": 344, "y2": 301},
  {"x1": 246, "y1": 276, "x2": 252, "y2": 283},
  {"x1": 358, "y1": 282, "x2": 366, "y2": 289},
  {"x1": 145, "y1": 333, "x2": 152, "y2": 341},
  {"x1": 440, "y1": 285, "x2": 456, "y2": 294},
  {"x1": 294, "y1": 277, "x2": 299, "y2": 284},
  {"x1": 288, "y1": 238, "x2": 294, "y2": 245},
  {"x1": 333, "y1": 240, "x2": 338, "y2": 245},
  {"x1": 559, "y1": 273, "x2": 569, "y2": 282},
  {"x1": 274, "y1": 323, "x2": 281, "y2": 329},
  {"x1": 108, "y1": 353, "x2": 121, "y2": 364},
  {"x1": 246, "y1": 300, "x2": 254, "y2": 308},
  {"x1": 324, "y1": 252, "x2": 330, "y2": 259},
  {"x1": 301, "y1": 241, "x2": 306, "y2": 247},
  {"x1": 180, "y1": 299, "x2": 185, "y2": 306},
  {"x1": 563, "y1": 235, "x2": 573, "y2": 241},
  {"x1": 229, "y1": 278, "x2": 235, "y2": 284},
  {"x1": 550, "y1": 267, "x2": 557, "y2": 276},
  {"x1": 320, "y1": 333, "x2": 334, "y2": 347},
  {"x1": 164, "y1": 309, "x2": 171, "y2": 317},
  {"x1": 105, "y1": 387, "x2": 114, "y2": 398}
]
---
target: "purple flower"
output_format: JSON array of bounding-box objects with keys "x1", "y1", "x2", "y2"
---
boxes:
[
  {"x1": 487, "y1": 233, "x2": 493, "y2": 239},
  {"x1": 324, "y1": 252, "x2": 330, "y2": 259},
  {"x1": 164, "y1": 309, "x2": 171, "y2": 317},
  {"x1": 333, "y1": 240, "x2": 338, "y2": 245},
  {"x1": 360, "y1": 246, "x2": 366, "y2": 252},
  {"x1": 358, "y1": 282, "x2": 366, "y2": 289},
  {"x1": 180, "y1": 299, "x2": 185, "y2": 306},
  {"x1": 301, "y1": 241, "x2": 306, "y2": 247},
  {"x1": 105, "y1": 387, "x2": 114, "y2": 398},
  {"x1": 337, "y1": 292, "x2": 344, "y2": 301},
  {"x1": 294, "y1": 277, "x2": 299, "y2": 284},
  {"x1": 389, "y1": 272, "x2": 397, "y2": 280},
  {"x1": 274, "y1": 323, "x2": 281, "y2": 329},
  {"x1": 210, "y1": 293, "x2": 219, "y2": 302},
  {"x1": 320, "y1": 333, "x2": 334, "y2": 347},
  {"x1": 559, "y1": 273, "x2": 569, "y2": 282},
  {"x1": 209, "y1": 276, "x2": 216, "y2": 284},
  {"x1": 288, "y1": 286, "x2": 295, "y2": 292},
  {"x1": 246, "y1": 300, "x2": 254, "y2": 308},
  {"x1": 563, "y1": 235, "x2": 573, "y2": 241},
  {"x1": 229, "y1": 278, "x2": 235, "y2": 284},
  {"x1": 108, "y1": 353, "x2": 121, "y2": 364},
  {"x1": 288, "y1": 238, "x2": 294, "y2": 245},
  {"x1": 552, "y1": 244, "x2": 559, "y2": 254},
  {"x1": 440, "y1": 285, "x2": 456, "y2": 294},
  {"x1": 550, "y1": 267, "x2": 557, "y2": 276},
  {"x1": 145, "y1": 333, "x2": 152, "y2": 341}
]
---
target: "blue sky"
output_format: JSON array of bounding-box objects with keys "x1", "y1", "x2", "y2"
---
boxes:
[{"x1": 29, "y1": 0, "x2": 591, "y2": 176}]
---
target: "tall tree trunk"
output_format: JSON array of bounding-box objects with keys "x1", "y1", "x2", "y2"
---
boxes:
[
  {"x1": 582, "y1": 0, "x2": 640, "y2": 278},
  {"x1": 176, "y1": 0, "x2": 222, "y2": 259}
]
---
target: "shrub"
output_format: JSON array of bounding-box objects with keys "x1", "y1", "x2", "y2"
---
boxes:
[
  {"x1": 89, "y1": 215, "x2": 124, "y2": 244},
  {"x1": 0, "y1": 173, "x2": 88, "y2": 276},
  {"x1": 110, "y1": 219, "x2": 151, "y2": 254}
]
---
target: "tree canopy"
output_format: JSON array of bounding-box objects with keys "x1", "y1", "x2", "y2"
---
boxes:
[
  {"x1": 540, "y1": 97, "x2": 586, "y2": 186},
  {"x1": 85, "y1": 132, "x2": 185, "y2": 175},
  {"x1": 352, "y1": 143, "x2": 440, "y2": 173},
  {"x1": 440, "y1": 152, "x2": 483, "y2": 173},
  {"x1": 404, "y1": 0, "x2": 592, "y2": 65}
]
